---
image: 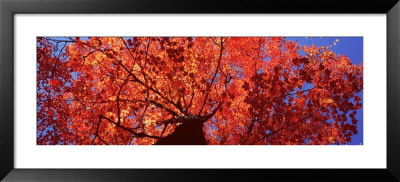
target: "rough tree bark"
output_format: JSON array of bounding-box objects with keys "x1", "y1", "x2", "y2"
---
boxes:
[{"x1": 155, "y1": 116, "x2": 207, "y2": 145}]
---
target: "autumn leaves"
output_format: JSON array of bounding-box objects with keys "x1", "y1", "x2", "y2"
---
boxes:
[{"x1": 37, "y1": 37, "x2": 363, "y2": 145}]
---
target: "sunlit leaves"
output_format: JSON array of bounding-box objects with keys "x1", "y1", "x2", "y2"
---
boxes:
[{"x1": 37, "y1": 37, "x2": 363, "y2": 145}]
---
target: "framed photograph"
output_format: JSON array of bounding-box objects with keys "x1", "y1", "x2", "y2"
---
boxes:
[{"x1": 1, "y1": 0, "x2": 399, "y2": 181}]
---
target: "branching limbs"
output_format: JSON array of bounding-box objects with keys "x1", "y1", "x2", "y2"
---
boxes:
[
  {"x1": 250, "y1": 115, "x2": 309, "y2": 145},
  {"x1": 91, "y1": 116, "x2": 109, "y2": 145},
  {"x1": 198, "y1": 37, "x2": 225, "y2": 116},
  {"x1": 119, "y1": 37, "x2": 186, "y2": 116},
  {"x1": 99, "y1": 115, "x2": 161, "y2": 140}
]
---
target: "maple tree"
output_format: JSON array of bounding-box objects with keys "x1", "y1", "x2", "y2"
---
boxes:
[{"x1": 37, "y1": 37, "x2": 363, "y2": 145}]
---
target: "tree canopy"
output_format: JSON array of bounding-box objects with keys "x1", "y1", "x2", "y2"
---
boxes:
[{"x1": 37, "y1": 37, "x2": 363, "y2": 145}]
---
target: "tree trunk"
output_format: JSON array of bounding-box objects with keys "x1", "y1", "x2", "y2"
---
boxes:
[{"x1": 155, "y1": 117, "x2": 206, "y2": 145}]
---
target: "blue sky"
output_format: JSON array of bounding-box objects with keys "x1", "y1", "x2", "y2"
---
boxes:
[{"x1": 286, "y1": 37, "x2": 363, "y2": 145}]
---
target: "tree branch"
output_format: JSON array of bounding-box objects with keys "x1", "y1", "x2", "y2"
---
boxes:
[
  {"x1": 198, "y1": 37, "x2": 224, "y2": 115},
  {"x1": 91, "y1": 116, "x2": 103, "y2": 145},
  {"x1": 100, "y1": 115, "x2": 160, "y2": 139},
  {"x1": 118, "y1": 60, "x2": 184, "y2": 115},
  {"x1": 277, "y1": 87, "x2": 317, "y2": 99},
  {"x1": 202, "y1": 102, "x2": 223, "y2": 122},
  {"x1": 250, "y1": 115, "x2": 309, "y2": 145},
  {"x1": 186, "y1": 89, "x2": 195, "y2": 111},
  {"x1": 116, "y1": 77, "x2": 129, "y2": 125}
]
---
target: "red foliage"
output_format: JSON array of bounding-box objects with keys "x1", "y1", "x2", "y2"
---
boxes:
[{"x1": 36, "y1": 37, "x2": 363, "y2": 145}]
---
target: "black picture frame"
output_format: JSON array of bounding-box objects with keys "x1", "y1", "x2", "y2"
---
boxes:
[{"x1": 1, "y1": 0, "x2": 399, "y2": 181}]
